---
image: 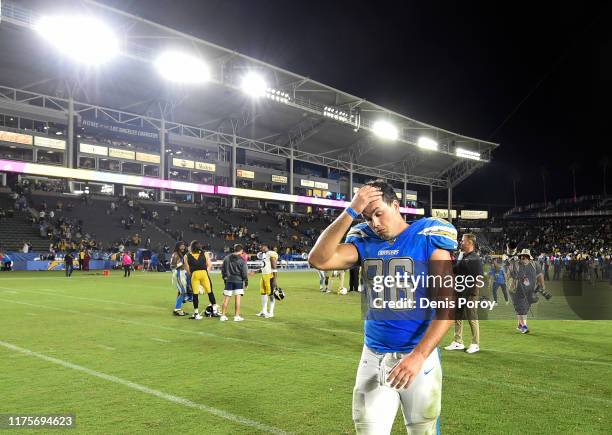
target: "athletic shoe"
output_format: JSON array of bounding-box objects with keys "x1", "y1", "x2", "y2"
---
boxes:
[
  {"x1": 505, "y1": 300, "x2": 510, "y2": 305},
  {"x1": 173, "y1": 310, "x2": 187, "y2": 317},
  {"x1": 266, "y1": 313, "x2": 274, "y2": 318},
  {"x1": 444, "y1": 341, "x2": 465, "y2": 351},
  {"x1": 189, "y1": 314, "x2": 203, "y2": 320},
  {"x1": 256, "y1": 311, "x2": 268, "y2": 317},
  {"x1": 465, "y1": 344, "x2": 480, "y2": 354},
  {"x1": 234, "y1": 316, "x2": 244, "y2": 322},
  {"x1": 520, "y1": 325, "x2": 530, "y2": 334},
  {"x1": 219, "y1": 315, "x2": 228, "y2": 322}
]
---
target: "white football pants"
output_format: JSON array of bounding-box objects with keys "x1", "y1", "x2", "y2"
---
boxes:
[{"x1": 352, "y1": 345, "x2": 442, "y2": 435}]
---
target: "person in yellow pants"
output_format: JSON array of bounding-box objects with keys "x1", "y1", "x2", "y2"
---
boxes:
[
  {"x1": 184, "y1": 240, "x2": 219, "y2": 319},
  {"x1": 257, "y1": 244, "x2": 279, "y2": 318}
]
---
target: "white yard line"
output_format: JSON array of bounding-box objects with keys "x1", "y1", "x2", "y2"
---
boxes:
[{"x1": 0, "y1": 340, "x2": 289, "y2": 434}]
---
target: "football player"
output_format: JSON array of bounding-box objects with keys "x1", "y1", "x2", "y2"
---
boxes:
[
  {"x1": 256, "y1": 243, "x2": 279, "y2": 318},
  {"x1": 317, "y1": 269, "x2": 329, "y2": 292},
  {"x1": 309, "y1": 180, "x2": 457, "y2": 434},
  {"x1": 171, "y1": 241, "x2": 188, "y2": 316},
  {"x1": 184, "y1": 240, "x2": 220, "y2": 320}
]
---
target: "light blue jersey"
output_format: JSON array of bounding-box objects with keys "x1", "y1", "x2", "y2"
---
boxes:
[{"x1": 345, "y1": 217, "x2": 458, "y2": 353}]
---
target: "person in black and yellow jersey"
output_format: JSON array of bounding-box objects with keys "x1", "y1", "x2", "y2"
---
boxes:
[{"x1": 184, "y1": 240, "x2": 220, "y2": 319}]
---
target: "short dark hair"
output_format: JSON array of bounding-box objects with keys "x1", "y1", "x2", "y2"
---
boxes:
[
  {"x1": 365, "y1": 179, "x2": 398, "y2": 205},
  {"x1": 233, "y1": 244, "x2": 243, "y2": 253},
  {"x1": 189, "y1": 240, "x2": 201, "y2": 253},
  {"x1": 463, "y1": 233, "x2": 477, "y2": 245}
]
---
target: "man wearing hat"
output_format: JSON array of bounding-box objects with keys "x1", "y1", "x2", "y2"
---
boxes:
[{"x1": 510, "y1": 248, "x2": 545, "y2": 333}]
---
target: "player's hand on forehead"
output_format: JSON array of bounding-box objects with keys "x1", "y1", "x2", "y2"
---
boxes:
[{"x1": 349, "y1": 185, "x2": 383, "y2": 215}]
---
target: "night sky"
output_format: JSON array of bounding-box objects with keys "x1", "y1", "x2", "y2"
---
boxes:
[{"x1": 101, "y1": 0, "x2": 611, "y2": 207}]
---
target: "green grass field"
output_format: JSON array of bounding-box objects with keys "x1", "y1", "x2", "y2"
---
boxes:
[{"x1": 1, "y1": 270, "x2": 610, "y2": 434}]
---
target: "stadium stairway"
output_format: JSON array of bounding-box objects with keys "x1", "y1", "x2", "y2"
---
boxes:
[{"x1": 0, "y1": 193, "x2": 49, "y2": 252}]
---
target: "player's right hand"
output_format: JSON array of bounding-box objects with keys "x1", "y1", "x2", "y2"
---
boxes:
[{"x1": 349, "y1": 185, "x2": 383, "y2": 214}]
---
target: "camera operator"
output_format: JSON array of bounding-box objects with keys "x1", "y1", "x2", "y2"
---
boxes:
[{"x1": 509, "y1": 248, "x2": 548, "y2": 334}]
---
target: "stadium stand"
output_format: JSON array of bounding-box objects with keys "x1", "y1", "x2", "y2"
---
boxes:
[{"x1": 0, "y1": 190, "x2": 50, "y2": 252}]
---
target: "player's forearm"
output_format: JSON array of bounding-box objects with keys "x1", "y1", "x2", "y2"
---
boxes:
[
  {"x1": 413, "y1": 319, "x2": 454, "y2": 359},
  {"x1": 308, "y1": 212, "x2": 353, "y2": 266}
]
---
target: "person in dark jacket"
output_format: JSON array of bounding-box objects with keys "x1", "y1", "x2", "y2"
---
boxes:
[
  {"x1": 444, "y1": 233, "x2": 484, "y2": 354},
  {"x1": 64, "y1": 251, "x2": 74, "y2": 277},
  {"x1": 220, "y1": 244, "x2": 249, "y2": 322}
]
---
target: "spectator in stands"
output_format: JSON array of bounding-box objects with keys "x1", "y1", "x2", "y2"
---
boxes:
[
  {"x1": 22, "y1": 241, "x2": 29, "y2": 253},
  {"x1": 553, "y1": 254, "x2": 562, "y2": 280}
]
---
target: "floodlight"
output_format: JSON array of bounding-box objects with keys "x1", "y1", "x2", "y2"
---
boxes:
[
  {"x1": 417, "y1": 136, "x2": 438, "y2": 150},
  {"x1": 155, "y1": 51, "x2": 210, "y2": 83},
  {"x1": 35, "y1": 15, "x2": 119, "y2": 65},
  {"x1": 456, "y1": 148, "x2": 481, "y2": 160},
  {"x1": 265, "y1": 88, "x2": 290, "y2": 103},
  {"x1": 241, "y1": 72, "x2": 268, "y2": 97},
  {"x1": 372, "y1": 120, "x2": 398, "y2": 141}
]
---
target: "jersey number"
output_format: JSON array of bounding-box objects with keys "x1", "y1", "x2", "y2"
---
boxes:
[{"x1": 362, "y1": 257, "x2": 414, "y2": 310}]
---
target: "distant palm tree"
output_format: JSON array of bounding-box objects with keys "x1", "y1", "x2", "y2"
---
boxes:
[
  {"x1": 541, "y1": 167, "x2": 548, "y2": 204},
  {"x1": 512, "y1": 172, "x2": 520, "y2": 208},
  {"x1": 601, "y1": 156, "x2": 610, "y2": 196},
  {"x1": 569, "y1": 163, "x2": 580, "y2": 201}
]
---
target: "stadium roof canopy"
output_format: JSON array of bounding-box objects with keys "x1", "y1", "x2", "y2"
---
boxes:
[{"x1": 0, "y1": 0, "x2": 498, "y2": 189}]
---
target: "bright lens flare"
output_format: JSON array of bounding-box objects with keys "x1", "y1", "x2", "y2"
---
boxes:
[
  {"x1": 155, "y1": 51, "x2": 210, "y2": 83},
  {"x1": 241, "y1": 72, "x2": 268, "y2": 97},
  {"x1": 35, "y1": 15, "x2": 119, "y2": 65}
]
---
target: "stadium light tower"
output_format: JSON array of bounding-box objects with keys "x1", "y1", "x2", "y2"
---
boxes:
[
  {"x1": 417, "y1": 136, "x2": 438, "y2": 151},
  {"x1": 241, "y1": 72, "x2": 268, "y2": 98},
  {"x1": 372, "y1": 120, "x2": 399, "y2": 141},
  {"x1": 155, "y1": 51, "x2": 210, "y2": 83},
  {"x1": 35, "y1": 15, "x2": 119, "y2": 65}
]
